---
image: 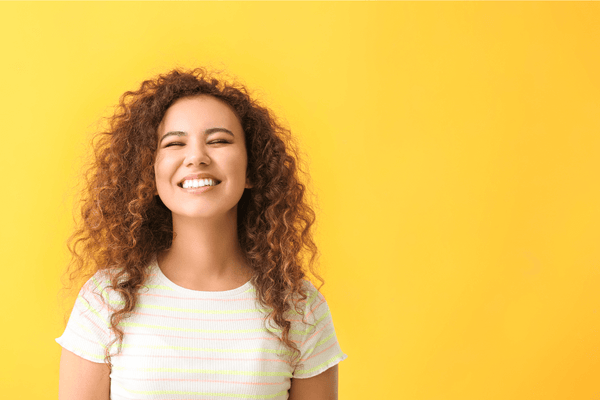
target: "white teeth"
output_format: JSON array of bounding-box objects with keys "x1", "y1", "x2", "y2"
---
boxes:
[{"x1": 182, "y1": 179, "x2": 217, "y2": 189}]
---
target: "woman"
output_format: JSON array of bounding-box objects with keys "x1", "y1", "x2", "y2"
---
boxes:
[{"x1": 56, "y1": 68, "x2": 347, "y2": 400}]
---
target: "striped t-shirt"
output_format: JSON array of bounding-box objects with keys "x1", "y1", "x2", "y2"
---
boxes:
[{"x1": 55, "y1": 257, "x2": 348, "y2": 399}]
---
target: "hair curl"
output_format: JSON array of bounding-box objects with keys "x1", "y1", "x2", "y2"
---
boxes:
[{"x1": 63, "y1": 67, "x2": 322, "y2": 369}]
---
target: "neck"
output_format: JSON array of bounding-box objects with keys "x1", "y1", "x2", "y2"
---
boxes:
[{"x1": 157, "y1": 208, "x2": 252, "y2": 291}]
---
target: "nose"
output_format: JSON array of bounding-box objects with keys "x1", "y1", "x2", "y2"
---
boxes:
[{"x1": 184, "y1": 142, "x2": 211, "y2": 166}]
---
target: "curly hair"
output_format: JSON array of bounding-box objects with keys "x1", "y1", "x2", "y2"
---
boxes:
[{"x1": 63, "y1": 67, "x2": 322, "y2": 369}]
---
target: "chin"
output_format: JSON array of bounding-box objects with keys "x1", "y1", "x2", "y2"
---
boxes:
[{"x1": 171, "y1": 206, "x2": 239, "y2": 221}]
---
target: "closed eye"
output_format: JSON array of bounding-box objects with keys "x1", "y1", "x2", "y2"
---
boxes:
[
  {"x1": 165, "y1": 142, "x2": 184, "y2": 147},
  {"x1": 209, "y1": 140, "x2": 230, "y2": 144}
]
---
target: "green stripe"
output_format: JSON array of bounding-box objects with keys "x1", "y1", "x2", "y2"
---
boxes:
[
  {"x1": 77, "y1": 296, "x2": 110, "y2": 328},
  {"x1": 144, "y1": 284, "x2": 175, "y2": 291},
  {"x1": 294, "y1": 351, "x2": 346, "y2": 375},
  {"x1": 74, "y1": 320, "x2": 96, "y2": 337},
  {"x1": 93, "y1": 274, "x2": 176, "y2": 292},
  {"x1": 301, "y1": 332, "x2": 336, "y2": 358},
  {"x1": 118, "y1": 342, "x2": 291, "y2": 355},
  {"x1": 119, "y1": 321, "x2": 270, "y2": 334},
  {"x1": 137, "y1": 303, "x2": 270, "y2": 314},
  {"x1": 118, "y1": 385, "x2": 288, "y2": 399},
  {"x1": 291, "y1": 308, "x2": 331, "y2": 336},
  {"x1": 114, "y1": 366, "x2": 292, "y2": 378},
  {"x1": 73, "y1": 322, "x2": 108, "y2": 349},
  {"x1": 90, "y1": 276, "x2": 110, "y2": 297},
  {"x1": 107, "y1": 302, "x2": 270, "y2": 314},
  {"x1": 288, "y1": 289, "x2": 319, "y2": 316}
]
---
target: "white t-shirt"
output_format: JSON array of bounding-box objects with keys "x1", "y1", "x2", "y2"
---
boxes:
[{"x1": 56, "y1": 257, "x2": 348, "y2": 399}]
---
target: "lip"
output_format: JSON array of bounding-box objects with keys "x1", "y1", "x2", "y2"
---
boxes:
[
  {"x1": 177, "y1": 173, "x2": 222, "y2": 188},
  {"x1": 180, "y1": 185, "x2": 217, "y2": 194}
]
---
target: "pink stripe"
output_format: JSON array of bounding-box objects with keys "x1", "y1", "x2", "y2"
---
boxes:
[
  {"x1": 307, "y1": 298, "x2": 326, "y2": 318},
  {"x1": 124, "y1": 331, "x2": 301, "y2": 344},
  {"x1": 116, "y1": 354, "x2": 291, "y2": 364},
  {"x1": 131, "y1": 311, "x2": 306, "y2": 324},
  {"x1": 80, "y1": 294, "x2": 113, "y2": 313},
  {"x1": 125, "y1": 377, "x2": 286, "y2": 385},
  {"x1": 140, "y1": 292, "x2": 255, "y2": 302},
  {"x1": 302, "y1": 319, "x2": 332, "y2": 345},
  {"x1": 77, "y1": 309, "x2": 109, "y2": 337},
  {"x1": 301, "y1": 340, "x2": 337, "y2": 362},
  {"x1": 120, "y1": 396, "x2": 211, "y2": 400},
  {"x1": 131, "y1": 311, "x2": 264, "y2": 322}
]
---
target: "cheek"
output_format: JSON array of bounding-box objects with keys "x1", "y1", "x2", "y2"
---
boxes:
[
  {"x1": 153, "y1": 162, "x2": 163, "y2": 182},
  {"x1": 220, "y1": 150, "x2": 247, "y2": 176},
  {"x1": 154, "y1": 157, "x2": 172, "y2": 186},
  {"x1": 233, "y1": 157, "x2": 248, "y2": 180},
  {"x1": 236, "y1": 148, "x2": 249, "y2": 172}
]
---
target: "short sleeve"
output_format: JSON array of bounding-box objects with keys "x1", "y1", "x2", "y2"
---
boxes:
[
  {"x1": 55, "y1": 272, "x2": 115, "y2": 363},
  {"x1": 292, "y1": 281, "x2": 348, "y2": 379}
]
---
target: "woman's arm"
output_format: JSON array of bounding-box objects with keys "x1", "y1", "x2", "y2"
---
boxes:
[
  {"x1": 58, "y1": 348, "x2": 111, "y2": 400},
  {"x1": 288, "y1": 364, "x2": 339, "y2": 400}
]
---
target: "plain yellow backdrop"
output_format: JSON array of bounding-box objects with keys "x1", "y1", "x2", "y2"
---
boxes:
[{"x1": 0, "y1": 2, "x2": 598, "y2": 399}]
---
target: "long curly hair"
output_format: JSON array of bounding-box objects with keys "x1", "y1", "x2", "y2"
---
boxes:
[{"x1": 63, "y1": 67, "x2": 322, "y2": 369}]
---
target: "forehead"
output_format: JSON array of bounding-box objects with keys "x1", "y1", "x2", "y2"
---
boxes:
[{"x1": 158, "y1": 95, "x2": 242, "y2": 134}]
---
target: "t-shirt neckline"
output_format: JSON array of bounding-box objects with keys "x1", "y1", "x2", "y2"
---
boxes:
[{"x1": 149, "y1": 255, "x2": 254, "y2": 298}]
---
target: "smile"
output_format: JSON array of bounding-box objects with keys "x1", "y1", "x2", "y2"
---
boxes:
[{"x1": 179, "y1": 178, "x2": 221, "y2": 189}]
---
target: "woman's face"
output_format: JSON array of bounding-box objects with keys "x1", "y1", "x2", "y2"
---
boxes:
[{"x1": 154, "y1": 95, "x2": 251, "y2": 220}]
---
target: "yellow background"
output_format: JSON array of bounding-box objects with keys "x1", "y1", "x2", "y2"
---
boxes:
[{"x1": 0, "y1": 2, "x2": 598, "y2": 399}]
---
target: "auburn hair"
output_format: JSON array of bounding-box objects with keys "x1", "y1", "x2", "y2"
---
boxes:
[{"x1": 63, "y1": 67, "x2": 322, "y2": 369}]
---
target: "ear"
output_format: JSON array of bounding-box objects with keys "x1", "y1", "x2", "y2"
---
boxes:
[{"x1": 245, "y1": 177, "x2": 253, "y2": 189}]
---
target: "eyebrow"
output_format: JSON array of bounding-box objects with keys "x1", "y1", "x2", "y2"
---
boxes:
[{"x1": 159, "y1": 128, "x2": 234, "y2": 144}]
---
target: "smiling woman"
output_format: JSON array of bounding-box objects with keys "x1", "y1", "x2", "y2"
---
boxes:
[{"x1": 56, "y1": 68, "x2": 347, "y2": 400}]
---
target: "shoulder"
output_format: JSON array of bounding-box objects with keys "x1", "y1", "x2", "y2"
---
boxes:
[
  {"x1": 289, "y1": 279, "x2": 328, "y2": 324},
  {"x1": 77, "y1": 269, "x2": 123, "y2": 308},
  {"x1": 293, "y1": 279, "x2": 323, "y2": 307},
  {"x1": 302, "y1": 279, "x2": 326, "y2": 304},
  {"x1": 299, "y1": 278, "x2": 322, "y2": 297}
]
